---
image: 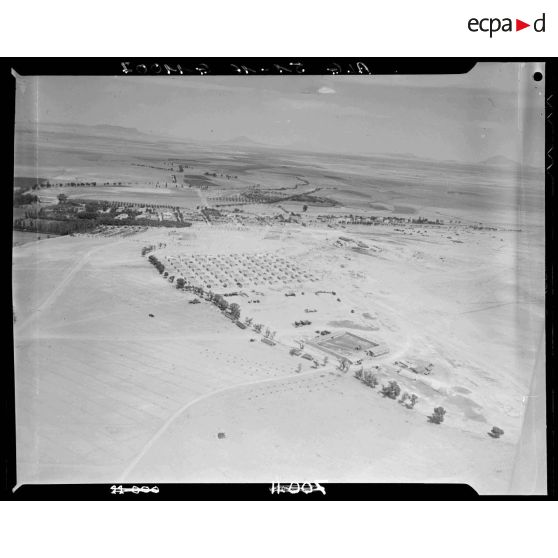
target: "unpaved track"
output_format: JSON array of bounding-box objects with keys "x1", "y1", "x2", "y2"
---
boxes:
[
  {"x1": 119, "y1": 368, "x2": 326, "y2": 481},
  {"x1": 14, "y1": 241, "x2": 121, "y2": 335}
]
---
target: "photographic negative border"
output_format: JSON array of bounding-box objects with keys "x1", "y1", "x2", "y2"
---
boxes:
[{"x1": 3, "y1": 57, "x2": 556, "y2": 501}]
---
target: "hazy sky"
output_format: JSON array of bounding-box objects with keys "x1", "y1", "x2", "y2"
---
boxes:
[{"x1": 15, "y1": 62, "x2": 544, "y2": 165}]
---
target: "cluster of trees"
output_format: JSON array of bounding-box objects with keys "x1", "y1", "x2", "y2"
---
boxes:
[
  {"x1": 13, "y1": 190, "x2": 38, "y2": 206},
  {"x1": 148, "y1": 255, "x2": 165, "y2": 274},
  {"x1": 13, "y1": 218, "x2": 95, "y2": 235},
  {"x1": 354, "y1": 372, "x2": 419, "y2": 409},
  {"x1": 38, "y1": 205, "x2": 192, "y2": 229},
  {"x1": 22, "y1": 209, "x2": 40, "y2": 219}
]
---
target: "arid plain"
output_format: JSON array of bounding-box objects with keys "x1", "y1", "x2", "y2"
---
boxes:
[{"x1": 13, "y1": 123, "x2": 545, "y2": 493}]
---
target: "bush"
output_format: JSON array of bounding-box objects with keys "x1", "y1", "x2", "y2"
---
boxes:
[
  {"x1": 354, "y1": 368, "x2": 363, "y2": 380},
  {"x1": 229, "y1": 303, "x2": 241, "y2": 320},
  {"x1": 380, "y1": 381, "x2": 401, "y2": 399},
  {"x1": 399, "y1": 392, "x2": 418, "y2": 409},
  {"x1": 428, "y1": 407, "x2": 446, "y2": 424},
  {"x1": 488, "y1": 426, "x2": 504, "y2": 439},
  {"x1": 363, "y1": 371, "x2": 379, "y2": 388}
]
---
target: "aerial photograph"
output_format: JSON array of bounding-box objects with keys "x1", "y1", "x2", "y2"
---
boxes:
[{"x1": 12, "y1": 63, "x2": 546, "y2": 494}]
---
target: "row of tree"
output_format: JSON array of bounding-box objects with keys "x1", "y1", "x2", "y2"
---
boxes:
[
  {"x1": 13, "y1": 218, "x2": 96, "y2": 235},
  {"x1": 354, "y1": 371, "x2": 420, "y2": 411},
  {"x1": 148, "y1": 254, "x2": 165, "y2": 274},
  {"x1": 170, "y1": 276, "x2": 280, "y2": 338},
  {"x1": 33, "y1": 181, "x2": 103, "y2": 188}
]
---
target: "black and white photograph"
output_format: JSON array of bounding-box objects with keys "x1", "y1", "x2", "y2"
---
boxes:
[{"x1": 11, "y1": 62, "x2": 546, "y2": 495}]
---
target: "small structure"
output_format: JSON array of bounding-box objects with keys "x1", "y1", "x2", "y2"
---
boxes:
[
  {"x1": 367, "y1": 345, "x2": 390, "y2": 357},
  {"x1": 261, "y1": 338, "x2": 276, "y2": 346},
  {"x1": 114, "y1": 213, "x2": 129, "y2": 220}
]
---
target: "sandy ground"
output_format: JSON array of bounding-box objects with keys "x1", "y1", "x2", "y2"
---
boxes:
[
  {"x1": 12, "y1": 218, "x2": 544, "y2": 493},
  {"x1": 12, "y1": 126, "x2": 545, "y2": 493},
  {"x1": 126, "y1": 371, "x2": 516, "y2": 494}
]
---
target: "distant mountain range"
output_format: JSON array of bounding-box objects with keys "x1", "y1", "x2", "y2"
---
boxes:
[
  {"x1": 220, "y1": 135, "x2": 263, "y2": 146},
  {"x1": 14, "y1": 121, "x2": 542, "y2": 169},
  {"x1": 16, "y1": 121, "x2": 160, "y2": 141}
]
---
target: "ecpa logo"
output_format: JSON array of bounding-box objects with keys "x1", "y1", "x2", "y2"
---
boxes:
[{"x1": 468, "y1": 13, "x2": 546, "y2": 37}]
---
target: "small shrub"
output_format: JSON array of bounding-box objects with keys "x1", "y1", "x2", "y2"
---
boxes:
[
  {"x1": 428, "y1": 406, "x2": 446, "y2": 424},
  {"x1": 354, "y1": 368, "x2": 363, "y2": 380},
  {"x1": 407, "y1": 394, "x2": 418, "y2": 409},
  {"x1": 488, "y1": 426, "x2": 504, "y2": 439}
]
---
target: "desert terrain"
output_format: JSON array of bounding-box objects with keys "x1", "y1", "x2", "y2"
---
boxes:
[{"x1": 12, "y1": 123, "x2": 545, "y2": 493}]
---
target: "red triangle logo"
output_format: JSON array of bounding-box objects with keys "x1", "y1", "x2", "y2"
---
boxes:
[{"x1": 516, "y1": 19, "x2": 530, "y2": 31}]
